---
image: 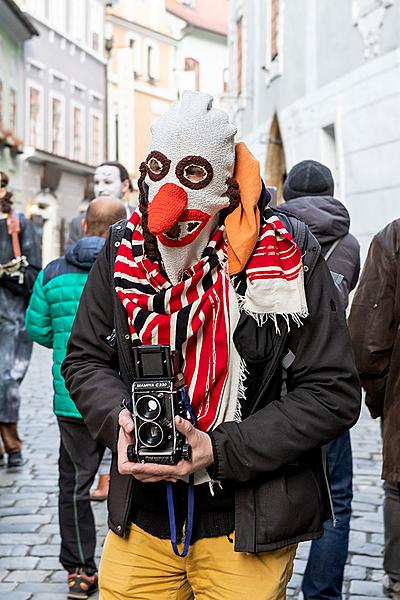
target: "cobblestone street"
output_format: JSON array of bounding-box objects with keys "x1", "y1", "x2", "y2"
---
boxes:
[{"x1": 0, "y1": 344, "x2": 385, "y2": 600}]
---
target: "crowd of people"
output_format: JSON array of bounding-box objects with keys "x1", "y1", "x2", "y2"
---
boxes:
[{"x1": 0, "y1": 90, "x2": 399, "y2": 600}]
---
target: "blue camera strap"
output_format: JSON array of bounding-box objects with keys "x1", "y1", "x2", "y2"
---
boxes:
[
  {"x1": 167, "y1": 387, "x2": 197, "y2": 558},
  {"x1": 167, "y1": 475, "x2": 194, "y2": 558}
]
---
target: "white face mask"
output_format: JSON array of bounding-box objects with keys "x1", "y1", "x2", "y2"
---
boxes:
[
  {"x1": 94, "y1": 165, "x2": 123, "y2": 199},
  {"x1": 145, "y1": 92, "x2": 237, "y2": 285}
]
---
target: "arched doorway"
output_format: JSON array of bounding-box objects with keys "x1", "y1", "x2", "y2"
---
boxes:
[{"x1": 265, "y1": 114, "x2": 286, "y2": 204}]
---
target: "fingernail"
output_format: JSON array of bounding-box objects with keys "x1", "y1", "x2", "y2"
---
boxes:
[{"x1": 177, "y1": 416, "x2": 182, "y2": 424}]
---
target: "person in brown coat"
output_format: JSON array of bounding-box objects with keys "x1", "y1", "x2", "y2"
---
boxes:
[{"x1": 349, "y1": 219, "x2": 400, "y2": 600}]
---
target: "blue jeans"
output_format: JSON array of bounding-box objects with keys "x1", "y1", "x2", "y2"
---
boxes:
[{"x1": 302, "y1": 431, "x2": 353, "y2": 600}]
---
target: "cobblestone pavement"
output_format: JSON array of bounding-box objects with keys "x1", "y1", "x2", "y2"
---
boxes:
[{"x1": 0, "y1": 345, "x2": 385, "y2": 599}]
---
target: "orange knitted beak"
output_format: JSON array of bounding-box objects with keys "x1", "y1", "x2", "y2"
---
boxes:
[{"x1": 148, "y1": 183, "x2": 188, "y2": 236}]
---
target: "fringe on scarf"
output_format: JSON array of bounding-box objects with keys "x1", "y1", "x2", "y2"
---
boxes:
[{"x1": 236, "y1": 293, "x2": 309, "y2": 334}]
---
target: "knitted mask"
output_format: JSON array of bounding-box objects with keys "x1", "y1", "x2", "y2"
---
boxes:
[{"x1": 144, "y1": 91, "x2": 237, "y2": 284}]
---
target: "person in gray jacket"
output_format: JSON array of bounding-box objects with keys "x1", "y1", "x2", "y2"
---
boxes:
[{"x1": 281, "y1": 159, "x2": 360, "y2": 600}]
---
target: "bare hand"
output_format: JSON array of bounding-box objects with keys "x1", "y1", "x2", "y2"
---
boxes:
[{"x1": 117, "y1": 409, "x2": 214, "y2": 483}]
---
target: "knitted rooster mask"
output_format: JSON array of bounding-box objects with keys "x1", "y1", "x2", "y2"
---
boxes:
[{"x1": 138, "y1": 91, "x2": 238, "y2": 285}]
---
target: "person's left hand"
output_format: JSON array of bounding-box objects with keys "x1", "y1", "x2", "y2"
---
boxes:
[{"x1": 118, "y1": 414, "x2": 214, "y2": 483}]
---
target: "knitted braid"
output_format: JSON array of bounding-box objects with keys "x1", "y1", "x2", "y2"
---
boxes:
[
  {"x1": 138, "y1": 162, "x2": 159, "y2": 261},
  {"x1": 219, "y1": 177, "x2": 241, "y2": 225}
]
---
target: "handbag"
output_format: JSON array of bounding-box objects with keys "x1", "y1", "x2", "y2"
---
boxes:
[{"x1": 0, "y1": 212, "x2": 30, "y2": 292}]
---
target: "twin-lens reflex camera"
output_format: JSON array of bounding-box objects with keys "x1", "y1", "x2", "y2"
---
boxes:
[{"x1": 126, "y1": 345, "x2": 192, "y2": 465}]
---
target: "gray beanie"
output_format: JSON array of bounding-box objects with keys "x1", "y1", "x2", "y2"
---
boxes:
[{"x1": 283, "y1": 160, "x2": 334, "y2": 201}]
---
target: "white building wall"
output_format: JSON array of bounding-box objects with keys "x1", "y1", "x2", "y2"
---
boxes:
[{"x1": 228, "y1": 0, "x2": 400, "y2": 259}]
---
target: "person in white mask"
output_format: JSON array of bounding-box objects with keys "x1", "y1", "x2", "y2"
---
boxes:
[{"x1": 67, "y1": 162, "x2": 134, "y2": 246}]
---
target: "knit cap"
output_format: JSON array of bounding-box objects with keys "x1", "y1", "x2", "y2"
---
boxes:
[{"x1": 283, "y1": 160, "x2": 334, "y2": 201}]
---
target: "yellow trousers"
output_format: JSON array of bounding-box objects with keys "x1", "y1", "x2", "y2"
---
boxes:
[{"x1": 99, "y1": 524, "x2": 296, "y2": 600}]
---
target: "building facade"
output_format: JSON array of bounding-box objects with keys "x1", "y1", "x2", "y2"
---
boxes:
[
  {"x1": 14, "y1": 0, "x2": 106, "y2": 264},
  {"x1": 0, "y1": 0, "x2": 37, "y2": 195},
  {"x1": 166, "y1": 0, "x2": 229, "y2": 105},
  {"x1": 105, "y1": 0, "x2": 229, "y2": 193},
  {"x1": 105, "y1": 0, "x2": 178, "y2": 187},
  {"x1": 228, "y1": 0, "x2": 400, "y2": 257}
]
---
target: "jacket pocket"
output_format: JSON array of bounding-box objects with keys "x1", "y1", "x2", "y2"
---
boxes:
[{"x1": 255, "y1": 461, "x2": 323, "y2": 545}]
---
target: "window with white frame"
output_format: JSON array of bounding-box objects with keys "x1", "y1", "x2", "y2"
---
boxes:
[
  {"x1": 146, "y1": 41, "x2": 159, "y2": 81},
  {"x1": 48, "y1": 0, "x2": 66, "y2": 32},
  {"x1": 27, "y1": 83, "x2": 44, "y2": 148},
  {"x1": 265, "y1": 0, "x2": 282, "y2": 81},
  {"x1": 49, "y1": 93, "x2": 65, "y2": 155},
  {"x1": 236, "y1": 17, "x2": 243, "y2": 95},
  {"x1": 26, "y1": 0, "x2": 46, "y2": 19},
  {"x1": 9, "y1": 88, "x2": 16, "y2": 133},
  {"x1": 71, "y1": 104, "x2": 85, "y2": 162},
  {"x1": 70, "y1": 0, "x2": 85, "y2": 43},
  {"x1": 90, "y1": 1, "x2": 103, "y2": 54},
  {"x1": 127, "y1": 34, "x2": 142, "y2": 78},
  {"x1": 89, "y1": 111, "x2": 103, "y2": 165}
]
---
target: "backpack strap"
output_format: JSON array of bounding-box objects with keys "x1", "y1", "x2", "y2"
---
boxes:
[
  {"x1": 6, "y1": 212, "x2": 22, "y2": 258},
  {"x1": 323, "y1": 238, "x2": 342, "y2": 263}
]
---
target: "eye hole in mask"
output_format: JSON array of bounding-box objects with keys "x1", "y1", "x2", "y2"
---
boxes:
[
  {"x1": 145, "y1": 151, "x2": 171, "y2": 182},
  {"x1": 176, "y1": 156, "x2": 214, "y2": 190},
  {"x1": 183, "y1": 164, "x2": 208, "y2": 183}
]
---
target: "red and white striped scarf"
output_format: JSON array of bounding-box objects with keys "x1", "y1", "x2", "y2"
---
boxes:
[{"x1": 114, "y1": 209, "x2": 307, "y2": 433}]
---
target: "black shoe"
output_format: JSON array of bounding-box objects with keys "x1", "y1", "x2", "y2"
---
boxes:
[
  {"x1": 0, "y1": 454, "x2": 5, "y2": 467},
  {"x1": 67, "y1": 569, "x2": 98, "y2": 599},
  {"x1": 384, "y1": 576, "x2": 400, "y2": 599},
  {"x1": 7, "y1": 451, "x2": 24, "y2": 469}
]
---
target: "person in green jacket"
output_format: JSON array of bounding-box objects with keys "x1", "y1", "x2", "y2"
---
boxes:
[{"x1": 26, "y1": 197, "x2": 126, "y2": 600}]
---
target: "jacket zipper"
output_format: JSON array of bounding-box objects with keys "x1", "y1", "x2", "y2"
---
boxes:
[{"x1": 321, "y1": 448, "x2": 337, "y2": 527}]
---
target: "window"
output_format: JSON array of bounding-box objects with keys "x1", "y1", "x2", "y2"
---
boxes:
[
  {"x1": 236, "y1": 17, "x2": 243, "y2": 95},
  {"x1": 27, "y1": 84, "x2": 43, "y2": 148},
  {"x1": 50, "y1": 94, "x2": 65, "y2": 155},
  {"x1": 265, "y1": 0, "x2": 282, "y2": 82},
  {"x1": 90, "y1": 1, "x2": 103, "y2": 55},
  {"x1": 184, "y1": 58, "x2": 200, "y2": 91},
  {"x1": 0, "y1": 80, "x2": 3, "y2": 128},
  {"x1": 70, "y1": 0, "x2": 85, "y2": 42},
  {"x1": 89, "y1": 111, "x2": 103, "y2": 165},
  {"x1": 27, "y1": 0, "x2": 46, "y2": 19},
  {"x1": 48, "y1": 0, "x2": 66, "y2": 31},
  {"x1": 146, "y1": 42, "x2": 159, "y2": 81},
  {"x1": 271, "y1": 0, "x2": 280, "y2": 60},
  {"x1": 72, "y1": 104, "x2": 85, "y2": 162},
  {"x1": 9, "y1": 88, "x2": 16, "y2": 133}
]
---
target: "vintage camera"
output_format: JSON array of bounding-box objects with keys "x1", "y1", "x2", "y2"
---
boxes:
[{"x1": 127, "y1": 345, "x2": 192, "y2": 465}]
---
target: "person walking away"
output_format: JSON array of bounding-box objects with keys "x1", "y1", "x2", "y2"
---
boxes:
[
  {"x1": 281, "y1": 159, "x2": 360, "y2": 600},
  {"x1": 26, "y1": 197, "x2": 126, "y2": 599},
  {"x1": 349, "y1": 219, "x2": 400, "y2": 600},
  {"x1": 0, "y1": 171, "x2": 41, "y2": 468},
  {"x1": 67, "y1": 163, "x2": 134, "y2": 500}
]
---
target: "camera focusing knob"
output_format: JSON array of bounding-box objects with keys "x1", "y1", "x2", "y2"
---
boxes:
[{"x1": 181, "y1": 443, "x2": 192, "y2": 461}]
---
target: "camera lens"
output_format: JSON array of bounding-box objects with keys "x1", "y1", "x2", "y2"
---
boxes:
[
  {"x1": 136, "y1": 395, "x2": 162, "y2": 420},
  {"x1": 138, "y1": 422, "x2": 164, "y2": 448}
]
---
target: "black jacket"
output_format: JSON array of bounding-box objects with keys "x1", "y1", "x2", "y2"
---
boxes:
[
  {"x1": 281, "y1": 196, "x2": 360, "y2": 305},
  {"x1": 62, "y1": 201, "x2": 360, "y2": 552}
]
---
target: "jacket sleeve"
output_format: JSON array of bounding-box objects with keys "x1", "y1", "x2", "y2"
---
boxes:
[
  {"x1": 209, "y1": 256, "x2": 361, "y2": 482},
  {"x1": 25, "y1": 270, "x2": 53, "y2": 348},
  {"x1": 348, "y1": 232, "x2": 396, "y2": 418},
  {"x1": 61, "y1": 237, "x2": 130, "y2": 452}
]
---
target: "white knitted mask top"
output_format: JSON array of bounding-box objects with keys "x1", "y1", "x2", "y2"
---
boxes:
[{"x1": 145, "y1": 91, "x2": 237, "y2": 284}]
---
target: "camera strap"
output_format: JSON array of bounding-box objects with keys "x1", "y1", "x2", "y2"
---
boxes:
[
  {"x1": 167, "y1": 474, "x2": 194, "y2": 558},
  {"x1": 167, "y1": 387, "x2": 197, "y2": 558}
]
